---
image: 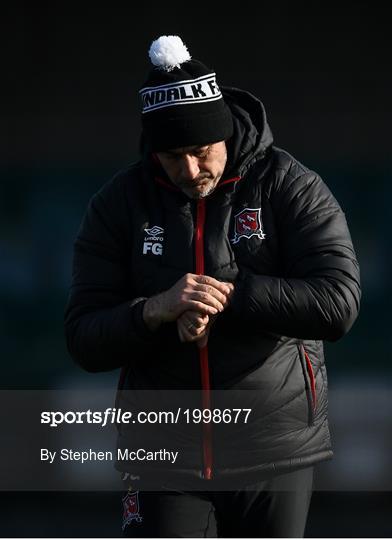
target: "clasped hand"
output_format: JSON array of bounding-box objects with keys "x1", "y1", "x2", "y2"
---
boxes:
[{"x1": 142, "y1": 273, "x2": 234, "y2": 347}]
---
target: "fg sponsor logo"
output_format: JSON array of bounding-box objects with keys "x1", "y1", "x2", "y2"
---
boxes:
[
  {"x1": 231, "y1": 208, "x2": 266, "y2": 244},
  {"x1": 143, "y1": 225, "x2": 164, "y2": 255}
]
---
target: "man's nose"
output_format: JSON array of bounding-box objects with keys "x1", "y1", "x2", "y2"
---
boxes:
[{"x1": 180, "y1": 155, "x2": 200, "y2": 181}]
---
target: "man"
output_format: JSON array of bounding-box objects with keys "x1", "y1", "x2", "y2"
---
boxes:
[{"x1": 65, "y1": 35, "x2": 361, "y2": 537}]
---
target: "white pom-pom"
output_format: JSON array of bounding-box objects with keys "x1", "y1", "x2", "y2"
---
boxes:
[{"x1": 149, "y1": 35, "x2": 191, "y2": 72}]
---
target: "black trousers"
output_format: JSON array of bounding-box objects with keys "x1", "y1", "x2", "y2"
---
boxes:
[{"x1": 122, "y1": 466, "x2": 314, "y2": 538}]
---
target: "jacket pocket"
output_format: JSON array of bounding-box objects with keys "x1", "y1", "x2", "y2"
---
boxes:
[{"x1": 298, "y1": 343, "x2": 317, "y2": 426}]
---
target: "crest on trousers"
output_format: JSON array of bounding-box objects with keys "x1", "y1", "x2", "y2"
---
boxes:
[
  {"x1": 231, "y1": 208, "x2": 266, "y2": 244},
  {"x1": 122, "y1": 491, "x2": 143, "y2": 529}
]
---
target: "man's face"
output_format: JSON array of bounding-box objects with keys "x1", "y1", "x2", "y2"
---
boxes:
[{"x1": 156, "y1": 141, "x2": 227, "y2": 199}]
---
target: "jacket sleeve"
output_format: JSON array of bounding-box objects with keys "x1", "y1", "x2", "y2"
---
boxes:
[
  {"x1": 229, "y1": 171, "x2": 361, "y2": 342},
  {"x1": 64, "y1": 180, "x2": 156, "y2": 372}
]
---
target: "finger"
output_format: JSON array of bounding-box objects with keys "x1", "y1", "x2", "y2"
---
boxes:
[
  {"x1": 194, "y1": 315, "x2": 209, "y2": 328},
  {"x1": 177, "y1": 317, "x2": 195, "y2": 342},
  {"x1": 188, "y1": 291, "x2": 225, "y2": 312},
  {"x1": 178, "y1": 310, "x2": 208, "y2": 327},
  {"x1": 196, "y1": 315, "x2": 215, "y2": 347},
  {"x1": 179, "y1": 319, "x2": 208, "y2": 342},
  {"x1": 177, "y1": 322, "x2": 186, "y2": 342},
  {"x1": 181, "y1": 317, "x2": 208, "y2": 337},
  {"x1": 184, "y1": 311, "x2": 209, "y2": 328},
  {"x1": 182, "y1": 300, "x2": 220, "y2": 316},
  {"x1": 178, "y1": 315, "x2": 206, "y2": 336},
  {"x1": 191, "y1": 328, "x2": 208, "y2": 342},
  {"x1": 226, "y1": 283, "x2": 235, "y2": 300},
  {"x1": 193, "y1": 284, "x2": 229, "y2": 307},
  {"x1": 177, "y1": 317, "x2": 192, "y2": 342},
  {"x1": 193, "y1": 275, "x2": 233, "y2": 296}
]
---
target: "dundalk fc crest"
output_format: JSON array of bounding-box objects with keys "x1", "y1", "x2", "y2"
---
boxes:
[
  {"x1": 231, "y1": 208, "x2": 266, "y2": 244},
  {"x1": 122, "y1": 491, "x2": 143, "y2": 529}
]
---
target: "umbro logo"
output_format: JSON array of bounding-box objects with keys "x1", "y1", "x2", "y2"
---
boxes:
[
  {"x1": 143, "y1": 225, "x2": 164, "y2": 256},
  {"x1": 144, "y1": 225, "x2": 164, "y2": 236}
]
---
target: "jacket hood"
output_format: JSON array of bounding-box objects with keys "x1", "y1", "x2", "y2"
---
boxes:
[
  {"x1": 222, "y1": 86, "x2": 274, "y2": 178},
  {"x1": 139, "y1": 86, "x2": 274, "y2": 187}
]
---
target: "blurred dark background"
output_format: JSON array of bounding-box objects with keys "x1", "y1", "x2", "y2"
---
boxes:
[{"x1": 1, "y1": 1, "x2": 391, "y2": 537}]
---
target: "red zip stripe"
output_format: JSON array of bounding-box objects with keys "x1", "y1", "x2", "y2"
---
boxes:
[
  {"x1": 218, "y1": 176, "x2": 241, "y2": 186},
  {"x1": 195, "y1": 199, "x2": 213, "y2": 479},
  {"x1": 195, "y1": 199, "x2": 206, "y2": 275},
  {"x1": 303, "y1": 346, "x2": 317, "y2": 410},
  {"x1": 200, "y1": 345, "x2": 212, "y2": 480},
  {"x1": 152, "y1": 162, "x2": 239, "y2": 479}
]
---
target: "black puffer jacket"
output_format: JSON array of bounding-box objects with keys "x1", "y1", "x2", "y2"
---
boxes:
[{"x1": 64, "y1": 87, "x2": 361, "y2": 486}]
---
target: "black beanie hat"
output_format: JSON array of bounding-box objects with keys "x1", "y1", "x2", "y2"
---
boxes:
[{"x1": 140, "y1": 35, "x2": 233, "y2": 152}]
